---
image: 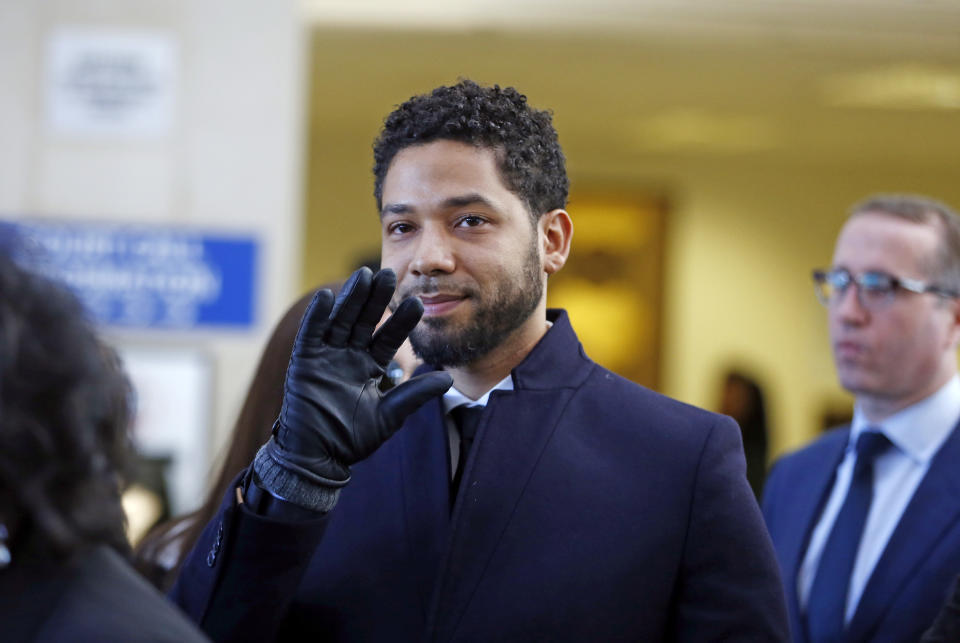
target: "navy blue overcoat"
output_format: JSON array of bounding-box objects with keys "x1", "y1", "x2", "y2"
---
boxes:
[{"x1": 174, "y1": 310, "x2": 788, "y2": 642}]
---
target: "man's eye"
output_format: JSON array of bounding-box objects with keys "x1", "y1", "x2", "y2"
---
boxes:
[
  {"x1": 458, "y1": 215, "x2": 485, "y2": 228},
  {"x1": 388, "y1": 222, "x2": 414, "y2": 235}
]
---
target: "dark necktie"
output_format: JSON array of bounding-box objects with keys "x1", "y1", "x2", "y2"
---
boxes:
[
  {"x1": 450, "y1": 405, "x2": 483, "y2": 505},
  {"x1": 806, "y1": 430, "x2": 891, "y2": 642}
]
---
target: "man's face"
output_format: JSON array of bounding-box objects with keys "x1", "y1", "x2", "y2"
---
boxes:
[
  {"x1": 828, "y1": 212, "x2": 960, "y2": 412},
  {"x1": 379, "y1": 139, "x2": 545, "y2": 367}
]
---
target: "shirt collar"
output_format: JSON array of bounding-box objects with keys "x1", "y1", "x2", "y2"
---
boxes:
[
  {"x1": 437, "y1": 318, "x2": 552, "y2": 413},
  {"x1": 442, "y1": 374, "x2": 514, "y2": 413},
  {"x1": 851, "y1": 375, "x2": 960, "y2": 464}
]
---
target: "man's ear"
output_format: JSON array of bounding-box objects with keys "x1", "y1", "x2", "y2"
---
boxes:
[
  {"x1": 947, "y1": 296, "x2": 960, "y2": 351},
  {"x1": 539, "y1": 209, "x2": 573, "y2": 276}
]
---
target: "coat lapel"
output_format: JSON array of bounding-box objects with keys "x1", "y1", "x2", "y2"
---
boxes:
[
  {"x1": 428, "y1": 387, "x2": 573, "y2": 641},
  {"x1": 781, "y1": 431, "x2": 848, "y2": 643},
  {"x1": 398, "y1": 396, "x2": 452, "y2": 620},
  {"x1": 846, "y1": 422, "x2": 960, "y2": 641},
  {"x1": 425, "y1": 310, "x2": 592, "y2": 641}
]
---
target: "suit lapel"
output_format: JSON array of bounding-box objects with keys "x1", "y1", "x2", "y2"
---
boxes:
[
  {"x1": 398, "y1": 396, "x2": 452, "y2": 620},
  {"x1": 790, "y1": 440, "x2": 847, "y2": 579},
  {"x1": 427, "y1": 386, "x2": 572, "y2": 641},
  {"x1": 774, "y1": 430, "x2": 848, "y2": 643},
  {"x1": 846, "y1": 422, "x2": 960, "y2": 641}
]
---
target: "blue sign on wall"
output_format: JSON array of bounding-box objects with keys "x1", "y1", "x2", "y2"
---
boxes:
[{"x1": 1, "y1": 220, "x2": 258, "y2": 329}]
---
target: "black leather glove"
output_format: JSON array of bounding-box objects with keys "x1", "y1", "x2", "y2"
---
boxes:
[{"x1": 260, "y1": 267, "x2": 452, "y2": 488}]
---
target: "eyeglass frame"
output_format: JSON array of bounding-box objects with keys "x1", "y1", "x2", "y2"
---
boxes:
[{"x1": 811, "y1": 267, "x2": 959, "y2": 310}]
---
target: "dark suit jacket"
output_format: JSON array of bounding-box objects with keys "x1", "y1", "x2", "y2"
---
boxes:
[
  {"x1": 174, "y1": 310, "x2": 788, "y2": 642},
  {"x1": 762, "y1": 423, "x2": 960, "y2": 642},
  {"x1": 0, "y1": 545, "x2": 208, "y2": 642}
]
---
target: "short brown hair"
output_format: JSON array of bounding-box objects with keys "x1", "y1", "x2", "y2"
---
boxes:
[{"x1": 849, "y1": 194, "x2": 960, "y2": 294}]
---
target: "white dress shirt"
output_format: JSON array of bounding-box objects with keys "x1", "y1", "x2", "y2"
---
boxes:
[
  {"x1": 799, "y1": 375, "x2": 960, "y2": 623},
  {"x1": 442, "y1": 374, "x2": 514, "y2": 478}
]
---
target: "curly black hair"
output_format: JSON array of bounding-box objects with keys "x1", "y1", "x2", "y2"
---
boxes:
[
  {"x1": 373, "y1": 79, "x2": 569, "y2": 220},
  {"x1": 0, "y1": 253, "x2": 133, "y2": 561}
]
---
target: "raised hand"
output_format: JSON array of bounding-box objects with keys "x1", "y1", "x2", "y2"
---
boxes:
[{"x1": 262, "y1": 267, "x2": 452, "y2": 487}]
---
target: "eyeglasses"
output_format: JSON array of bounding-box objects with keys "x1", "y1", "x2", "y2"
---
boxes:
[{"x1": 812, "y1": 268, "x2": 958, "y2": 310}]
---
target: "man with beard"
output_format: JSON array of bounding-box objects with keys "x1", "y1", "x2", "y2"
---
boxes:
[{"x1": 172, "y1": 80, "x2": 788, "y2": 642}]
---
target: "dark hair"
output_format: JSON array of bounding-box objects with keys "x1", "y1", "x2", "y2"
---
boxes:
[
  {"x1": 134, "y1": 288, "x2": 318, "y2": 589},
  {"x1": 0, "y1": 254, "x2": 133, "y2": 560},
  {"x1": 372, "y1": 79, "x2": 569, "y2": 219},
  {"x1": 849, "y1": 193, "x2": 960, "y2": 293},
  {"x1": 719, "y1": 370, "x2": 769, "y2": 500}
]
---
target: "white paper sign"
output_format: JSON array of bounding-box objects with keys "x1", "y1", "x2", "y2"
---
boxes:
[{"x1": 46, "y1": 28, "x2": 177, "y2": 138}]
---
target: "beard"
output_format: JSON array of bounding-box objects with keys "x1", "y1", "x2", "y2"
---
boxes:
[{"x1": 402, "y1": 239, "x2": 543, "y2": 368}]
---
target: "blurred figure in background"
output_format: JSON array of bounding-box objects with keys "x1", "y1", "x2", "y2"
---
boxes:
[
  {"x1": 0, "y1": 252, "x2": 207, "y2": 642},
  {"x1": 763, "y1": 194, "x2": 960, "y2": 642},
  {"x1": 719, "y1": 370, "x2": 769, "y2": 500}
]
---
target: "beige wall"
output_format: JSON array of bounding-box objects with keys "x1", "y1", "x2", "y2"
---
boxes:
[{"x1": 0, "y1": 0, "x2": 306, "y2": 505}]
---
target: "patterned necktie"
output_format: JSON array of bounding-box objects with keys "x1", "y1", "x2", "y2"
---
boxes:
[
  {"x1": 806, "y1": 430, "x2": 891, "y2": 642},
  {"x1": 449, "y1": 405, "x2": 483, "y2": 506}
]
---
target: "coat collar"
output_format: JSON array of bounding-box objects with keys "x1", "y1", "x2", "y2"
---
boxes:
[{"x1": 510, "y1": 309, "x2": 592, "y2": 392}]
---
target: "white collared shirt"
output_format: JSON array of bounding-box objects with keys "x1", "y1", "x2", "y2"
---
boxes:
[
  {"x1": 442, "y1": 375, "x2": 514, "y2": 478},
  {"x1": 799, "y1": 375, "x2": 960, "y2": 622}
]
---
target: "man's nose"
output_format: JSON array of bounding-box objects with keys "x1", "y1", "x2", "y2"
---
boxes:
[{"x1": 409, "y1": 226, "x2": 456, "y2": 276}]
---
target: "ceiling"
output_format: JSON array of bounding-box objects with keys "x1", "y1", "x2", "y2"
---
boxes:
[
  {"x1": 303, "y1": 0, "x2": 960, "y2": 46},
  {"x1": 303, "y1": 1, "x2": 960, "y2": 179}
]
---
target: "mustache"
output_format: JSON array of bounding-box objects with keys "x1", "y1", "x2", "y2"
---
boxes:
[
  {"x1": 399, "y1": 278, "x2": 475, "y2": 299},
  {"x1": 390, "y1": 278, "x2": 476, "y2": 310}
]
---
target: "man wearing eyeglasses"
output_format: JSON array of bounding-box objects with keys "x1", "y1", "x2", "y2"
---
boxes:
[{"x1": 762, "y1": 194, "x2": 960, "y2": 643}]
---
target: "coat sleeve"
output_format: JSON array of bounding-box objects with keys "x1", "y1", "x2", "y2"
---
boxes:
[
  {"x1": 670, "y1": 415, "x2": 790, "y2": 642},
  {"x1": 169, "y1": 470, "x2": 329, "y2": 643}
]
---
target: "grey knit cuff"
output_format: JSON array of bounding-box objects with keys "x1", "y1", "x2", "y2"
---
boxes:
[{"x1": 253, "y1": 444, "x2": 342, "y2": 513}]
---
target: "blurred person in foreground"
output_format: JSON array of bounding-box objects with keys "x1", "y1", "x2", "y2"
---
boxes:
[
  {"x1": 172, "y1": 79, "x2": 787, "y2": 641},
  {"x1": 762, "y1": 194, "x2": 960, "y2": 642},
  {"x1": 0, "y1": 252, "x2": 207, "y2": 642}
]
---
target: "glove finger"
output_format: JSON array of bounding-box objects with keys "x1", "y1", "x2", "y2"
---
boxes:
[
  {"x1": 348, "y1": 268, "x2": 396, "y2": 349},
  {"x1": 327, "y1": 266, "x2": 374, "y2": 347},
  {"x1": 379, "y1": 371, "x2": 453, "y2": 429},
  {"x1": 293, "y1": 289, "x2": 336, "y2": 350},
  {"x1": 369, "y1": 296, "x2": 423, "y2": 368}
]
